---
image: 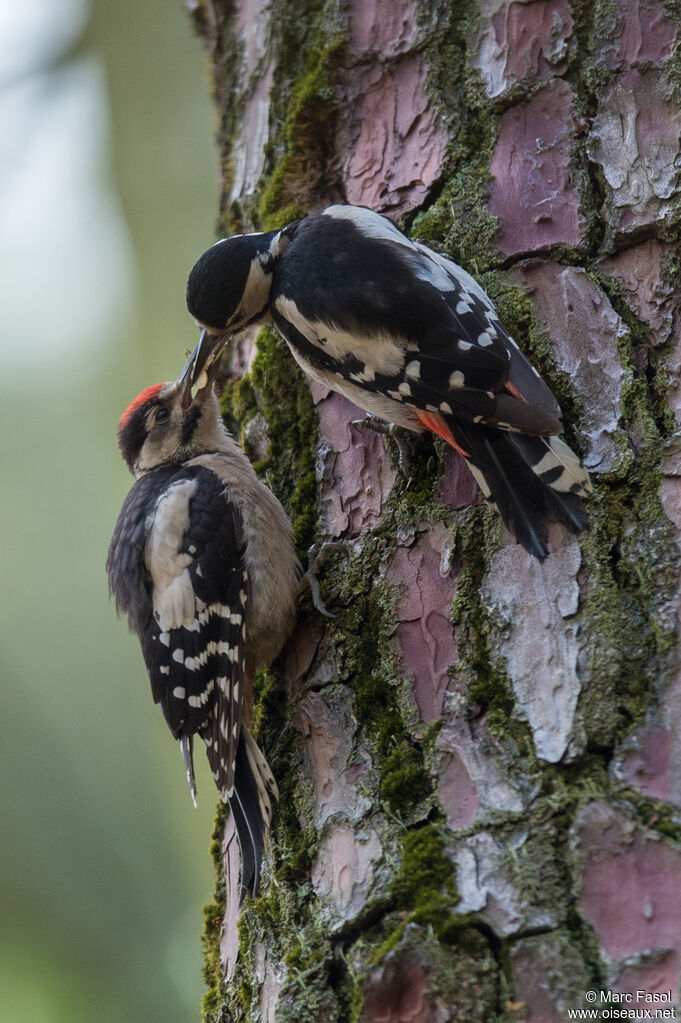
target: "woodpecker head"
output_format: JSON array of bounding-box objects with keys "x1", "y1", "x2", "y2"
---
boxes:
[
  {"x1": 117, "y1": 338, "x2": 225, "y2": 478},
  {"x1": 186, "y1": 230, "x2": 282, "y2": 335}
]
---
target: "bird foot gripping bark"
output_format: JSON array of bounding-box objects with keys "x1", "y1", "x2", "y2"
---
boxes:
[
  {"x1": 351, "y1": 417, "x2": 413, "y2": 477},
  {"x1": 300, "y1": 540, "x2": 348, "y2": 619}
]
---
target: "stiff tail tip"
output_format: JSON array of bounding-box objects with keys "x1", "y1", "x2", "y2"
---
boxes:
[
  {"x1": 448, "y1": 421, "x2": 591, "y2": 560},
  {"x1": 180, "y1": 735, "x2": 198, "y2": 808},
  {"x1": 229, "y1": 729, "x2": 279, "y2": 901}
]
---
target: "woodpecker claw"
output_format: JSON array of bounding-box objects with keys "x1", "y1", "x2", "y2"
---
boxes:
[
  {"x1": 302, "y1": 569, "x2": 336, "y2": 619},
  {"x1": 300, "y1": 541, "x2": 347, "y2": 618},
  {"x1": 352, "y1": 417, "x2": 413, "y2": 477}
]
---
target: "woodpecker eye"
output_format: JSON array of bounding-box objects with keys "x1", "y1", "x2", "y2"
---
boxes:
[{"x1": 154, "y1": 407, "x2": 170, "y2": 424}]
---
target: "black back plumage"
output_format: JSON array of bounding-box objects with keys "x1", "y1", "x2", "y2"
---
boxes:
[
  {"x1": 271, "y1": 210, "x2": 562, "y2": 435},
  {"x1": 107, "y1": 462, "x2": 178, "y2": 663},
  {"x1": 270, "y1": 207, "x2": 590, "y2": 556}
]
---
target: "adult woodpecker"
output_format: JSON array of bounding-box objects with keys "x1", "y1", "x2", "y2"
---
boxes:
[
  {"x1": 185, "y1": 204, "x2": 591, "y2": 559},
  {"x1": 107, "y1": 347, "x2": 300, "y2": 897}
]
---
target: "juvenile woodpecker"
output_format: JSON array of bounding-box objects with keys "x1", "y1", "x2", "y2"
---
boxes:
[
  {"x1": 107, "y1": 347, "x2": 300, "y2": 897},
  {"x1": 185, "y1": 204, "x2": 591, "y2": 559}
]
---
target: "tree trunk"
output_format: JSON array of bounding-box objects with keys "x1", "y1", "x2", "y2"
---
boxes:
[{"x1": 188, "y1": 1, "x2": 681, "y2": 1019}]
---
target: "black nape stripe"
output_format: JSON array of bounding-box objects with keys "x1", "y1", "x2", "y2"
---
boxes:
[{"x1": 118, "y1": 404, "x2": 153, "y2": 471}]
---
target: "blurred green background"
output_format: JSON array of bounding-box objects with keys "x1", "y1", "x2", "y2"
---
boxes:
[{"x1": 0, "y1": 1, "x2": 222, "y2": 1019}]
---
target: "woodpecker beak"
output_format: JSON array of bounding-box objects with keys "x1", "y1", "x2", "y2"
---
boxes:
[{"x1": 177, "y1": 330, "x2": 226, "y2": 410}]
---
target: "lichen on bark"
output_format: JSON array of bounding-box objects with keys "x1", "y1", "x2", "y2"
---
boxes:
[{"x1": 186, "y1": 0, "x2": 681, "y2": 1018}]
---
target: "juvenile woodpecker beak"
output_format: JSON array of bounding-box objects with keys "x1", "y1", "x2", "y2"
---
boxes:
[{"x1": 177, "y1": 329, "x2": 226, "y2": 409}]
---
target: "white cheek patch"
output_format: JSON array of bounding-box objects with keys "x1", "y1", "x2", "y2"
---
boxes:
[{"x1": 234, "y1": 258, "x2": 272, "y2": 325}]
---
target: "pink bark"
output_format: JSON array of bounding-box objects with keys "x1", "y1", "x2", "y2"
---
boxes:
[
  {"x1": 576, "y1": 803, "x2": 681, "y2": 1003},
  {"x1": 315, "y1": 389, "x2": 396, "y2": 538},
  {"x1": 587, "y1": 69, "x2": 681, "y2": 234},
  {"x1": 437, "y1": 449, "x2": 478, "y2": 509},
  {"x1": 347, "y1": 0, "x2": 417, "y2": 56},
  {"x1": 511, "y1": 935, "x2": 590, "y2": 1022},
  {"x1": 474, "y1": 0, "x2": 573, "y2": 97},
  {"x1": 384, "y1": 522, "x2": 459, "y2": 724},
  {"x1": 337, "y1": 56, "x2": 449, "y2": 216},
  {"x1": 604, "y1": 0, "x2": 677, "y2": 69},
  {"x1": 618, "y1": 727, "x2": 672, "y2": 801},
  {"x1": 362, "y1": 957, "x2": 435, "y2": 1023},
  {"x1": 600, "y1": 240, "x2": 678, "y2": 348},
  {"x1": 489, "y1": 80, "x2": 584, "y2": 255},
  {"x1": 512, "y1": 261, "x2": 627, "y2": 473},
  {"x1": 191, "y1": 0, "x2": 681, "y2": 1015}
]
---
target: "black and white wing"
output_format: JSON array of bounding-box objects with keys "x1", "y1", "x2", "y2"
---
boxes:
[
  {"x1": 410, "y1": 239, "x2": 561, "y2": 427},
  {"x1": 107, "y1": 464, "x2": 247, "y2": 803},
  {"x1": 270, "y1": 204, "x2": 562, "y2": 436},
  {"x1": 268, "y1": 204, "x2": 590, "y2": 559}
]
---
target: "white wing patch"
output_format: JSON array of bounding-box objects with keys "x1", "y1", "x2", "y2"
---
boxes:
[
  {"x1": 412, "y1": 242, "x2": 496, "y2": 311},
  {"x1": 145, "y1": 478, "x2": 199, "y2": 631},
  {"x1": 274, "y1": 295, "x2": 407, "y2": 378}
]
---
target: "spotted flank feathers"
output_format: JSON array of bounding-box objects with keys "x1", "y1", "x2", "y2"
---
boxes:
[{"x1": 107, "y1": 462, "x2": 278, "y2": 897}]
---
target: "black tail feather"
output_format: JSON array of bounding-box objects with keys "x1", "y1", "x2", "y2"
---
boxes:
[
  {"x1": 227, "y1": 729, "x2": 278, "y2": 901},
  {"x1": 508, "y1": 433, "x2": 590, "y2": 533},
  {"x1": 450, "y1": 422, "x2": 590, "y2": 559},
  {"x1": 180, "y1": 735, "x2": 198, "y2": 808},
  {"x1": 229, "y1": 786, "x2": 261, "y2": 900}
]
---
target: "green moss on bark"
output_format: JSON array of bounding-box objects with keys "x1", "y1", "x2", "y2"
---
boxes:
[
  {"x1": 197, "y1": 0, "x2": 681, "y2": 1016},
  {"x1": 258, "y1": 38, "x2": 344, "y2": 230},
  {"x1": 225, "y1": 326, "x2": 319, "y2": 557},
  {"x1": 328, "y1": 552, "x2": 435, "y2": 820},
  {"x1": 201, "y1": 802, "x2": 229, "y2": 1020}
]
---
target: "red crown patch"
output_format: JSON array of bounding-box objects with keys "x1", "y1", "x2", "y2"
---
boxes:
[{"x1": 118, "y1": 383, "x2": 163, "y2": 430}]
